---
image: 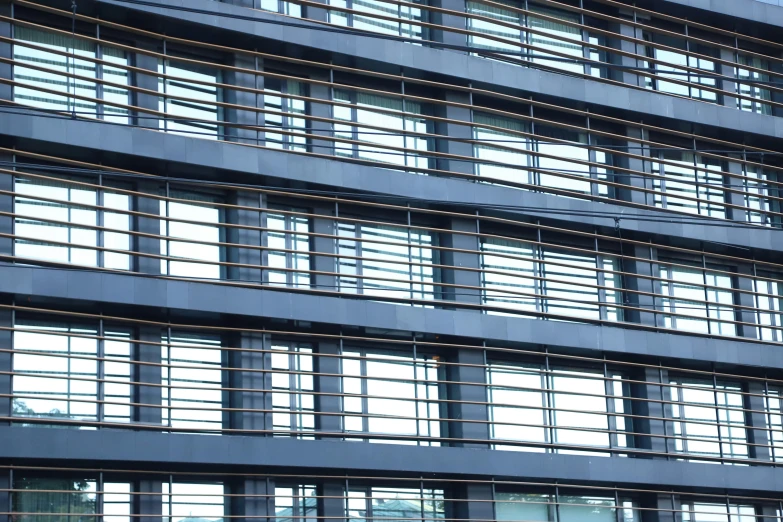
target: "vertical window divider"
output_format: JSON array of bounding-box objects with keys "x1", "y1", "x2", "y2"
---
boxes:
[
  {"x1": 734, "y1": 36, "x2": 740, "y2": 105},
  {"x1": 763, "y1": 377, "x2": 774, "y2": 462},
  {"x1": 586, "y1": 111, "x2": 599, "y2": 199},
  {"x1": 579, "y1": 0, "x2": 589, "y2": 77},
  {"x1": 701, "y1": 252, "x2": 712, "y2": 335},
  {"x1": 9, "y1": 302, "x2": 14, "y2": 413},
  {"x1": 523, "y1": 0, "x2": 529, "y2": 67},
  {"x1": 402, "y1": 71, "x2": 408, "y2": 170},
  {"x1": 329, "y1": 63, "x2": 335, "y2": 156},
  {"x1": 360, "y1": 348, "x2": 369, "y2": 440},
  {"x1": 96, "y1": 22, "x2": 104, "y2": 121},
  {"x1": 254, "y1": 53, "x2": 260, "y2": 148},
  {"x1": 553, "y1": 483, "x2": 561, "y2": 522},
  {"x1": 604, "y1": 357, "x2": 618, "y2": 452},
  {"x1": 725, "y1": 492, "x2": 733, "y2": 522},
  {"x1": 66, "y1": 324, "x2": 72, "y2": 419},
  {"x1": 419, "y1": 478, "x2": 425, "y2": 522},
  {"x1": 97, "y1": 173, "x2": 104, "y2": 269},
  {"x1": 614, "y1": 489, "x2": 622, "y2": 522},
  {"x1": 166, "y1": 325, "x2": 172, "y2": 429},
  {"x1": 98, "y1": 315, "x2": 105, "y2": 425},
  {"x1": 595, "y1": 231, "x2": 607, "y2": 321},
  {"x1": 649, "y1": 241, "x2": 659, "y2": 328},
  {"x1": 164, "y1": 182, "x2": 170, "y2": 276},
  {"x1": 536, "y1": 223, "x2": 545, "y2": 316},
  {"x1": 530, "y1": 101, "x2": 539, "y2": 188},
  {"x1": 167, "y1": 474, "x2": 173, "y2": 522},
  {"x1": 671, "y1": 492, "x2": 677, "y2": 522},
  {"x1": 660, "y1": 364, "x2": 670, "y2": 458},
  {"x1": 260, "y1": 329, "x2": 269, "y2": 434},
  {"x1": 259, "y1": 198, "x2": 267, "y2": 287},
  {"x1": 97, "y1": 471, "x2": 105, "y2": 521},
  {"x1": 412, "y1": 335, "x2": 420, "y2": 442},
  {"x1": 285, "y1": 213, "x2": 294, "y2": 288},
  {"x1": 338, "y1": 333, "x2": 345, "y2": 436},
  {"x1": 692, "y1": 137, "x2": 702, "y2": 217},
  {"x1": 288, "y1": 342, "x2": 298, "y2": 436},
  {"x1": 632, "y1": 5, "x2": 640, "y2": 87},
  {"x1": 544, "y1": 350, "x2": 555, "y2": 451},
  {"x1": 264, "y1": 477, "x2": 271, "y2": 521},
  {"x1": 67, "y1": 184, "x2": 73, "y2": 265},
  {"x1": 407, "y1": 204, "x2": 413, "y2": 303},
  {"x1": 684, "y1": 21, "x2": 692, "y2": 99},
  {"x1": 712, "y1": 369, "x2": 726, "y2": 462},
  {"x1": 162, "y1": 39, "x2": 168, "y2": 133}
]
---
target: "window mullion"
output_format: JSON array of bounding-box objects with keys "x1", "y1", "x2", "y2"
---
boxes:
[{"x1": 98, "y1": 317, "x2": 105, "y2": 425}]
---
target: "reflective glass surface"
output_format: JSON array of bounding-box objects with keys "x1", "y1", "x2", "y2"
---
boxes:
[
  {"x1": 487, "y1": 362, "x2": 627, "y2": 454},
  {"x1": 161, "y1": 332, "x2": 223, "y2": 430},
  {"x1": 668, "y1": 378, "x2": 748, "y2": 461},
  {"x1": 342, "y1": 350, "x2": 440, "y2": 445},
  {"x1": 14, "y1": 26, "x2": 130, "y2": 122},
  {"x1": 15, "y1": 177, "x2": 131, "y2": 270}
]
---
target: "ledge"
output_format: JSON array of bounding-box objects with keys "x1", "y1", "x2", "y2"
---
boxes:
[
  {"x1": 1, "y1": 110, "x2": 781, "y2": 254},
  {"x1": 2, "y1": 426, "x2": 783, "y2": 493},
  {"x1": 1, "y1": 264, "x2": 782, "y2": 371}
]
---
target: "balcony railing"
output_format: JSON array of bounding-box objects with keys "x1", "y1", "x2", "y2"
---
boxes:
[{"x1": 3, "y1": 302, "x2": 783, "y2": 466}]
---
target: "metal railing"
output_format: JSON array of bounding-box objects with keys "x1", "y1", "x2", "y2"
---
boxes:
[
  {"x1": 3, "y1": 303, "x2": 783, "y2": 465},
  {"x1": 2, "y1": 2, "x2": 783, "y2": 226}
]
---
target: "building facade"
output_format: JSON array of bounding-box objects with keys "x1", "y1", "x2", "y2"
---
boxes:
[{"x1": 1, "y1": 0, "x2": 783, "y2": 520}]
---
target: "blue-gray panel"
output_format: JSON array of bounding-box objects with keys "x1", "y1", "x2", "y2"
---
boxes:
[
  {"x1": 0, "y1": 111, "x2": 778, "y2": 253},
  {"x1": 2, "y1": 264, "x2": 783, "y2": 371},
  {"x1": 2, "y1": 426, "x2": 783, "y2": 494}
]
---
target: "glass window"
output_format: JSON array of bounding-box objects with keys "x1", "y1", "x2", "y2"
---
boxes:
[
  {"x1": 264, "y1": 78, "x2": 308, "y2": 151},
  {"x1": 161, "y1": 332, "x2": 223, "y2": 431},
  {"x1": 342, "y1": 349, "x2": 440, "y2": 445},
  {"x1": 257, "y1": 0, "x2": 301, "y2": 16},
  {"x1": 275, "y1": 485, "x2": 318, "y2": 522},
  {"x1": 15, "y1": 176, "x2": 131, "y2": 270},
  {"x1": 473, "y1": 112, "x2": 533, "y2": 185},
  {"x1": 487, "y1": 362, "x2": 628, "y2": 454},
  {"x1": 12, "y1": 477, "x2": 131, "y2": 522},
  {"x1": 659, "y1": 263, "x2": 736, "y2": 336},
  {"x1": 668, "y1": 377, "x2": 748, "y2": 461},
  {"x1": 159, "y1": 59, "x2": 222, "y2": 138},
  {"x1": 643, "y1": 33, "x2": 718, "y2": 103},
  {"x1": 13, "y1": 26, "x2": 130, "y2": 123},
  {"x1": 271, "y1": 342, "x2": 315, "y2": 437},
  {"x1": 334, "y1": 90, "x2": 430, "y2": 171},
  {"x1": 347, "y1": 487, "x2": 445, "y2": 522},
  {"x1": 481, "y1": 237, "x2": 622, "y2": 322},
  {"x1": 652, "y1": 151, "x2": 726, "y2": 218},
  {"x1": 755, "y1": 273, "x2": 783, "y2": 342},
  {"x1": 163, "y1": 482, "x2": 225, "y2": 522},
  {"x1": 338, "y1": 221, "x2": 437, "y2": 302},
  {"x1": 329, "y1": 0, "x2": 425, "y2": 39},
  {"x1": 266, "y1": 209, "x2": 311, "y2": 288},
  {"x1": 681, "y1": 502, "x2": 756, "y2": 522},
  {"x1": 495, "y1": 492, "x2": 639, "y2": 522},
  {"x1": 764, "y1": 386, "x2": 783, "y2": 462},
  {"x1": 160, "y1": 191, "x2": 223, "y2": 279},
  {"x1": 12, "y1": 321, "x2": 132, "y2": 426},
  {"x1": 736, "y1": 55, "x2": 772, "y2": 116},
  {"x1": 743, "y1": 165, "x2": 781, "y2": 227},
  {"x1": 467, "y1": 2, "x2": 599, "y2": 76},
  {"x1": 472, "y1": 114, "x2": 610, "y2": 196}
]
